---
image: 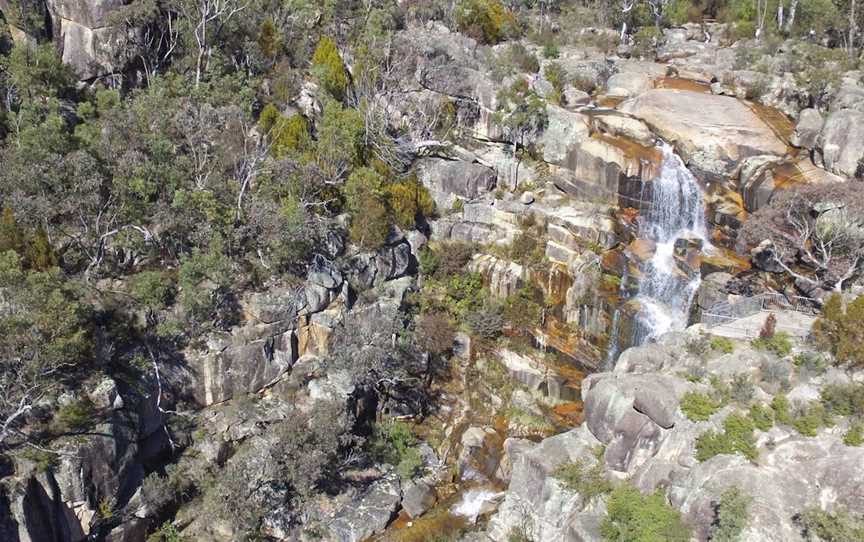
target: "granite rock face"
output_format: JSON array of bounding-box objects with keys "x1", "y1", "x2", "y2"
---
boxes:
[{"x1": 620, "y1": 89, "x2": 787, "y2": 180}]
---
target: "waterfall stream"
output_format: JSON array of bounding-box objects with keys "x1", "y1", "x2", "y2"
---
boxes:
[
  {"x1": 632, "y1": 141, "x2": 711, "y2": 343},
  {"x1": 606, "y1": 141, "x2": 710, "y2": 365}
]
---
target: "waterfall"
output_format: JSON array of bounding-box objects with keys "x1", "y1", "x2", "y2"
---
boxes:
[{"x1": 631, "y1": 141, "x2": 710, "y2": 344}]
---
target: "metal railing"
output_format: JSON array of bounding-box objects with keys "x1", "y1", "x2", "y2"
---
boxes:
[{"x1": 701, "y1": 293, "x2": 820, "y2": 329}]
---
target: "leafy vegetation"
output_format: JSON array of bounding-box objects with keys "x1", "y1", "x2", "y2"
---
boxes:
[
  {"x1": 680, "y1": 391, "x2": 723, "y2": 422},
  {"x1": 553, "y1": 458, "x2": 612, "y2": 505},
  {"x1": 752, "y1": 332, "x2": 793, "y2": 357},
  {"x1": 710, "y1": 487, "x2": 752, "y2": 542},
  {"x1": 370, "y1": 420, "x2": 424, "y2": 479},
  {"x1": 813, "y1": 294, "x2": 864, "y2": 368},
  {"x1": 710, "y1": 336, "x2": 735, "y2": 354},
  {"x1": 796, "y1": 507, "x2": 864, "y2": 542},
  {"x1": 601, "y1": 484, "x2": 691, "y2": 542},
  {"x1": 695, "y1": 412, "x2": 758, "y2": 462},
  {"x1": 455, "y1": 0, "x2": 519, "y2": 44}
]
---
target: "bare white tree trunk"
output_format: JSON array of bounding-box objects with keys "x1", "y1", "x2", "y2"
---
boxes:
[{"x1": 784, "y1": 0, "x2": 799, "y2": 33}]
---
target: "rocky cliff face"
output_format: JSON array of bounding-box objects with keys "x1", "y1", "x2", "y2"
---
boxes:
[
  {"x1": 1, "y1": 0, "x2": 139, "y2": 79},
  {"x1": 483, "y1": 331, "x2": 864, "y2": 542},
  {"x1": 2, "y1": 9, "x2": 864, "y2": 542}
]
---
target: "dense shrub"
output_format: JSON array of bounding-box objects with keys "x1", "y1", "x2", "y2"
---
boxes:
[
  {"x1": 455, "y1": 0, "x2": 519, "y2": 44},
  {"x1": 820, "y1": 383, "x2": 864, "y2": 418},
  {"x1": 695, "y1": 413, "x2": 757, "y2": 462},
  {"x1": 729, "y1": 373, "x2": 756, "y2": 404},
  {"x1": 385, "y1": 177, "x2": 435, "y2": 230},
  {"x1": 52, "y1": 397, "x2": 96, "y2": 432},
  {"x1": 812, "y1": 294, "x2": 864, "y2": 368},
  {"x1": 710, "y1": 487, "x2": 752, "y2": 542},
  {"x1": 600, "y1": 484, "x2": 691, "y2": 541},
  {"x1": 502, "y1": 285, "x2": 544, "y2": 332},
  {"x1": 748, "y1": 403, "x2": 775, "y2": 431},
  {"x1": 752, "y1": 332, "x2": 792, "y2": 357},
  {"x1": 792, "y1": 402, "x2": 832, "y2": 437},
  {"x1": 129, "y1": 270, "x2": 175, "y2": 312},
  {"x1": 415, "y1": 312, "x2": 456, "y2": 355},
  {"x1": 796, "y1": 508, "x2": 864, "y2": 542},
  {"x1": 311, "y1": 36, "x2": 348, "y2": 100},
  {"x1": 760, "y1": 360, "x2": 791, "y2": 391},
  {"x1": 543, "y1": 62, "x2": 567, "y2": 104},
  {"x1": 349, "y1": 193, "x2": 390, "y2": 249},
  {"x1": 425, "y1": 242, "x2": 476, "y2": 278},
  {"x1": 632, "y1": 26, "x2": 661, "y2": 58},
  {"x1": 466, "y1": 305, "x2": 505, "y2": 339},
  {"x1": 710, "y1": 336, "x2": 735, "y2": 354},
  {"x1": 258, "y1": 105, "x2": 312, "y2": 159},
  {"x1": 370, "y1": 420, "x2": 424, "y2": 479},
  {"x1": 794, "y1": 351, "x2": 827, "y2": 377},
  {"x1": 680, "y1": 391, "x2": 723, "y2": 422},
  {"x1": 771, "y1": 394, "x2": 793, "y2": 425},
  {"x1": 844, "y1": 422, "x2": 864, "y2": 447},
  {"x1": 553, "y1": 458, "x2": 612, "y2": 505}
]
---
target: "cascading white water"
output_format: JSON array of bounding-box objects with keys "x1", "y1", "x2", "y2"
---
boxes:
[{"x1": 631, "y1": 141, "x2": 711, "y2": 344}]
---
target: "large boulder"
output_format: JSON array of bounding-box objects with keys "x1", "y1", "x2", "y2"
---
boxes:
[
  {"x1": 818, "y1": 109, "x2": 864, "y2": 178},
  {"x1": 416, "y1": 158, "x2": 497, "y2": 209},
  {"x1": 486, "y1": 426, "x2": 605, "y2": 542},
  {"x1": 326, "y1": 474, "x2": 402, "y2": 542},
  {"x1": 620, "y1": 89, "x2": 787, "y2": 180}
]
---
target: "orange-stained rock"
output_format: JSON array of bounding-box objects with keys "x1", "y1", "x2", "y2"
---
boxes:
[{"x1": 627, "y1": 238, "x2": 657, "y2": 262}]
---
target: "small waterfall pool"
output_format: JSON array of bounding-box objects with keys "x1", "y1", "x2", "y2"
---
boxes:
[{"x1": 633, "y1": 141, "x2": 711, "y2": 343}]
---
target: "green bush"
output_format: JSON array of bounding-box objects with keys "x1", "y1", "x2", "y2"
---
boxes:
[
  {"x1": 600, "y1": 484, "x2": 691, "y2": 542},
  {"x1": 370, "y1": 420, "x2": 424, "y2": 479},
  {"x1": 147, "y1": 521, "x2": 187, "y2": 542},
  {"x1": 543, "y1": 62, "x2": 567, "y2": 105},
  {"x1": 129, "y1": 270, "x2": 175, "y2": 311},
  {"x1": 752, "y1": 332, "x2": 793, "y2": 357},
  {"x1": 455, "y1": 0, "x2": 519, "y2": 44},
  {"x1": 385, "y1": 177, "x2": 435, "y2": 231},
  {"x1": 466, "y1": 305, "x2": 505, "y2": 339},
  {"x1": 796, "y1": 508, "x2": 864, "y2": 542},
  {"x1": 53, "y1": 397, "x2": 96, "y2": 432},
  {"x1": 820, "y1": 383, "x2": 864, "y2": 418},
  {"x1": 729, "y1": 373, "x2": 756, "y2": 404},
  {"x1": 543, "y1": 43, "x2": 560, "y2": 59},
  {"x1": 771, "y1": 394, "x2": 793, "y2": 425},
  {"x1": 792, "y1": 403, "x2": 832, "y2": 437},
  {"x1": 710, "y1": 487, "x2": 752, "y2": 542},
  {"x1": 311, "y1": 36, "x2": 348, "y2": 100},
  {"x1": 748, "y1": 403, "x2": 774, "y2": 432},
  {"x1": 813, "y1": 294, "x2": 864, "y2": 368},
  {"x1": 794, "y1": 351, "x2": 827, "y2": 377},
  {"x1": 710, "y1": 336, "x2": 735, "y2": 354},
  {"x1": 553, "y1": 459, "x2": 611, "y2": 505},
  {"x1": 418, "y1": 247, "x2": 440, "y2": 277},
  {"x1": 844, "y1": 422, "x2": 864, "y2": 447},
  {"x1": 632, "y1": 26, "x2": 661, "y2": 58},
  {"x1": 349, "y1": 193, "x2": 391, "y2": 249},
  {"x1": 503, "y1": 285, "x2": 543, "y2": 332},
  {"x1": 258, "y1": 105, "x2": 312, "y2": 159},
  {"x1": 695, "y1": 413, "x2": 757, "y2": 462},
  {"x1": 680, "y1": 391, "x2": 723, "y2": 422}
]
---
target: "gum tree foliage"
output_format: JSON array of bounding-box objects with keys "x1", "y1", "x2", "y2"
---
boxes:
[
  {"x1": 204, "y1": 402, "x2": 354, "y2": 538},
  {"x1": 0, "y1": 251, "x2": 92, "y2": 448}
]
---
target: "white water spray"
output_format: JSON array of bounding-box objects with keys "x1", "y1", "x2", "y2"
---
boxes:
[
  {"x1": 450, "y1": 488, "x2": 503, "y2": 524},
  {"x1": 632, "y1": 142, "x2": 711, "y2": 343}
]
